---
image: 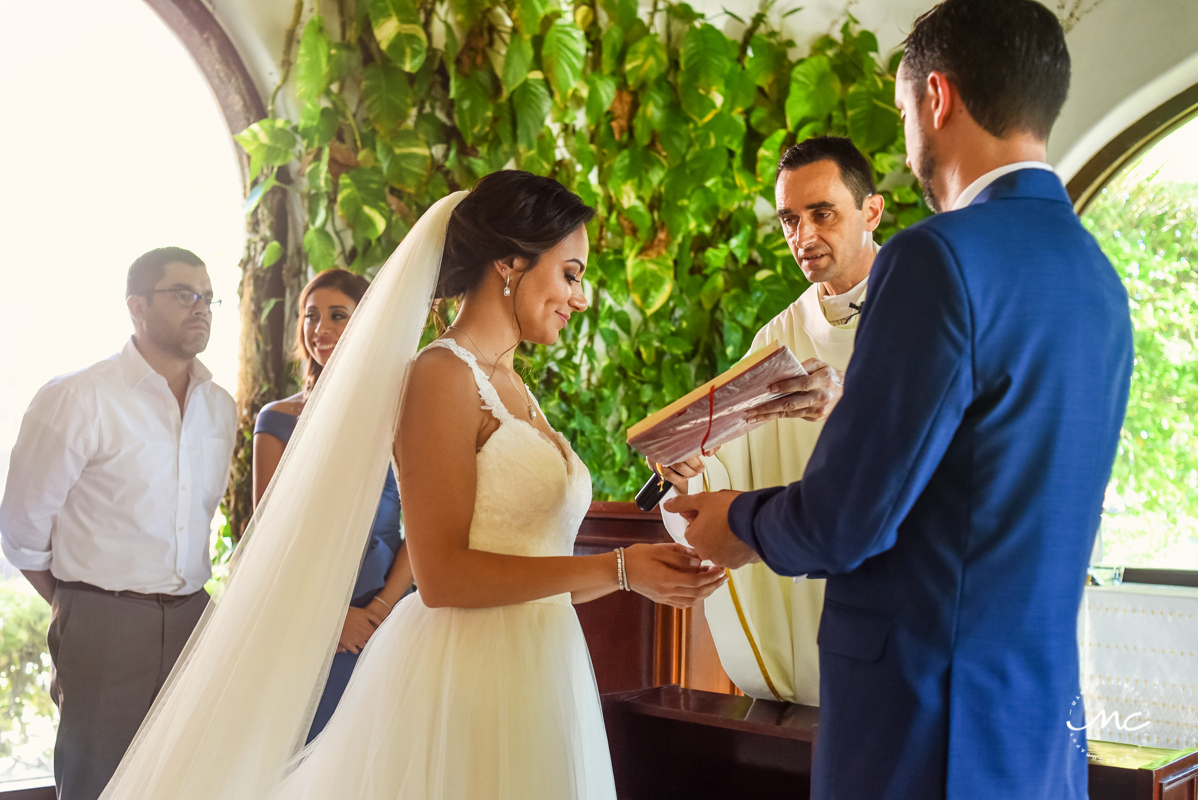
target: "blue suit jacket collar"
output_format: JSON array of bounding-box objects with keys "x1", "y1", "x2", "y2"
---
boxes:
[{"x1": 969, "y1": 167, "x2": 1071, "y2": 208}]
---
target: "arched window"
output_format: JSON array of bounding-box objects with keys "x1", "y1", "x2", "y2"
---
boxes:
[
  {"x1": 0, "y1": 0, "x2": 248, "y2": 786},
  {"x1": 1079, "y1": 110, "x2": 1198, "y2": 575}
]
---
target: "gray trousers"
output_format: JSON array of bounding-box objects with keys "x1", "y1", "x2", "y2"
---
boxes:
[{"x1": 47, "y1": 583, "x2": 208, "y2": 800}]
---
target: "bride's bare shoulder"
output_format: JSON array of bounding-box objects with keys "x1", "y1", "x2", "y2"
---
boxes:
[{"x1": 405, "y1": 344, "x2": 481, "y2": 412}]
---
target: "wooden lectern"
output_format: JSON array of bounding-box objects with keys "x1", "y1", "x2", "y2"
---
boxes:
[{"x1": 573, "y1": 502, "x2": 1198, "y2": 800}]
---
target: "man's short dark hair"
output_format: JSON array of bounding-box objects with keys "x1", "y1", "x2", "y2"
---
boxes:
[
  {"x1": 126, "y1": 247, "x2": 205, "y2": 297},
  {"x1": 775, "y1": 136, "x2": 878, "y2": 207},
  {"x1": 901, "y1": 0, "x2": 1070, "y2": 140}
]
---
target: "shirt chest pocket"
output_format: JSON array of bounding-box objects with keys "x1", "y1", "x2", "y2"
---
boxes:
[{"x1": 200, "y1": 437, "x2": 233, "y2": 497}]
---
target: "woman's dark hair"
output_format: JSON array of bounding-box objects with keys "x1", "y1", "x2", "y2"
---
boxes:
[
  {"x1": 901, "y1": 0, "x2": 1070, "y2": 141},
  {"x1": 296, "y1": 268, "x2": 370, "y2": 395},
  {"x1": 437, "y1": 171, "x2": 595, "y2": 299}
]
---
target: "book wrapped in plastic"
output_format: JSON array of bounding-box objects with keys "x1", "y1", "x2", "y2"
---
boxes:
[{"x1": 627, "y1": 341, "x2": 808, "y2": 467}]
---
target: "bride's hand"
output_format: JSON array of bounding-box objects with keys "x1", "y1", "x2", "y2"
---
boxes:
[{"x1": 624, "y1": 543, "x2": 726, "y2": 609}]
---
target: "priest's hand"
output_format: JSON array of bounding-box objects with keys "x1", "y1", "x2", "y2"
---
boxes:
[
  {"x1": 747, "y1": 358, "x2": 843, "y2": 423},
  {"x1": 663, "y1": 491, "x2": 760, "y2": 569}
]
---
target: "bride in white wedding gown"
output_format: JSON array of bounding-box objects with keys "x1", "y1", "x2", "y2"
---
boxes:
[{"x1": 99, "y1": 171, "x2": 724, "y2": 800}]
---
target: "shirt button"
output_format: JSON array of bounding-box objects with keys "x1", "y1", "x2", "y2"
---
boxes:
[{"x1": 178, "y1": 526, "x2": 185, "y2": 532}]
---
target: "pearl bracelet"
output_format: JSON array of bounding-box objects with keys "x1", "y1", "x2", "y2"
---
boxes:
[{"x1": 615, "y1": 547, "x2": 630, "y2": 591}]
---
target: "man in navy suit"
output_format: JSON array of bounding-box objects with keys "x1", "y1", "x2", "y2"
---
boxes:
[{"x1": 666, "y1": 0, "x2": 1134, "y2": 797}]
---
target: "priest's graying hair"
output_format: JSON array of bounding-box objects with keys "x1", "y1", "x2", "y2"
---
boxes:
[
  {"x1": 901, "y1": 0, "x2": 1071, "y2": 141},
  {"x1": 776, "y1": 136, "x2": 878, "y2": 208}
]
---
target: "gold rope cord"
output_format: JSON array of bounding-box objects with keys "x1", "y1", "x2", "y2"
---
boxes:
[{"x1": 724, "y1": 568, "x2": 784, "y2": 702}]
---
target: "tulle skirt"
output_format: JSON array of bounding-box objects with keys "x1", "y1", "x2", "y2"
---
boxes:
[{"x1": 272, "y1": 592, "x2": 617, "y2": 800}]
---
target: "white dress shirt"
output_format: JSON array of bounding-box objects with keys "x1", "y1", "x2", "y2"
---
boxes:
[
  {"x1": 817, "y1": 275, "x2": 869, "y2": 327},
  {"x1": 952, "y1": 160, "x2": 1056, "y2": 211},
  {"x1": 0, "y1": 338, "x2": 236, "y2": 594}
]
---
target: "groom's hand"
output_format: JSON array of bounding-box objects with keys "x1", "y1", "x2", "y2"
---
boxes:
[
  {"x1": 747, "y1": 358, "x2": 843, "y2": 423},
  {"x1": 663, "y1": 490, "x2": 760, "y2": 569}
]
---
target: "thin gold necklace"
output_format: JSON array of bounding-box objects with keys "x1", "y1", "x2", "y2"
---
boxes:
[{"x1": 445, "y1": 326, "x2": 537, "y2": 421}]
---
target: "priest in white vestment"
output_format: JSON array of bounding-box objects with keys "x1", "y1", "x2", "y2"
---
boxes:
[{"x1": 661, "y1": 136, "x2": 885, "y2": 704}]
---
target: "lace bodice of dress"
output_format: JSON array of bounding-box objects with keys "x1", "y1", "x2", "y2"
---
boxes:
[{"x1": 420, "y1": 339, "x2": 592, "y2": 568}]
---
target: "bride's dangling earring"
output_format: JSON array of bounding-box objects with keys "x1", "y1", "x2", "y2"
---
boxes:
[{"x1": 503, "y1": 274, "x2": 511, "y2": 297}]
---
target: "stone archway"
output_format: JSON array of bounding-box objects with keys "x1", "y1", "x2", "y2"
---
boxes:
[{"x1": 143, "y1": 0, "x2": 305, "y2": 537}]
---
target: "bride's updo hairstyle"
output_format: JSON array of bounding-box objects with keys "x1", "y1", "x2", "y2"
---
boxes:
[{"x1": 437, "y1": 170, "x2": 595, "y2": 299}]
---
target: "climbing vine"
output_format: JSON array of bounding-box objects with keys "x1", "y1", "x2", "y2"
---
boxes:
[{"x1": 233, "y1": 0, "x2": 930, "y2": 501}]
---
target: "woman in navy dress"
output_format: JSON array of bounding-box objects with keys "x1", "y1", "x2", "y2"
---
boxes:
[{"x1": 252, "y1": 269, "x2": 412, "y2": 742}]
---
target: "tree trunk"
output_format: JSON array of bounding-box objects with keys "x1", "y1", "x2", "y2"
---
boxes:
[{"x1": 227, "y1": 184, "x2": 304, "y2": 540}]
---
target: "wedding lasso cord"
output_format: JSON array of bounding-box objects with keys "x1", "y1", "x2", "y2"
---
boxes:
[{"x1": 699, "y1": 385, "x2": 717, "y2": 456}]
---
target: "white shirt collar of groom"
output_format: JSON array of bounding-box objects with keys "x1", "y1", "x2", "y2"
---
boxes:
[{"x1": 952, "y1": 161, "x2": 1056, "y2": 211}]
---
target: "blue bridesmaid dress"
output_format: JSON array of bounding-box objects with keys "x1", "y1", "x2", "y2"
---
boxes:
[{"x1": 255, "y1": 402, "x2": 405, "y2": 742}]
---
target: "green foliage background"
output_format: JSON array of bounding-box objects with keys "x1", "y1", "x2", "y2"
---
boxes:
[
  {"x1": 1083, "y1": 168, "x2": 1198, "y2": 567},
  {"x1": 0, "y1": 583, "x2": 55, "y2": 775},
  {"x1": 236, "y1": 0, "x2": 930, "y2": 500}
]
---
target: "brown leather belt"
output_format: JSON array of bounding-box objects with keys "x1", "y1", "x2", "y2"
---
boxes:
[{"x1": 57, "y1": 580, "x2": 201, "y2": 605}]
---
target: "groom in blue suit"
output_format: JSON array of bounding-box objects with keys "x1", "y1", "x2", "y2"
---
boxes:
[{"x1": 668, "y1": 0, "x2": 1133, "y2": 797}]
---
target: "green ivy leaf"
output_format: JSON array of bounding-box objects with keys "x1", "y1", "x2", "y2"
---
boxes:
[
  {"x1": 627, "y1": 254, "x2": 674, "y2": 316},
  {"x1": 243, "y1": 170, "x2": 279, "y2": 214},
  {"x1": 873, "y1": 151, "x2": 905, "y2": 175},
  {"x1": 891, "y1": 184, "x2": 920, "y2": 204},
  {"x1": 585, "y1": 73, "x2": 617, "y2": 127},
  {"x1": 632, "y1": 83, "x2": 670, "y2": 146},
  {"x1": 328, "y1": 42, "x2": 358, "y2": 85},
  {"x1": 512, "y1": 77, "x2": 552, "y2": 149},
  {"x1": 699, "y1": 271, "x2": 725, "y2": 309},
  {"x1": 601, "y1": 25, "x2": 624, "y2": 75},
  {"x1": 756, "y1": 128, "x2": 788, "y2": 188},
  {"x1": 746, "y1": 35, "x2": 787, "y2": 94},
  {"x1": 234, "y1": 119, "x2": 298, "y2": 178},
  {"x1": 624, "y1": 35, "x2": 667, "y2": 90},
  {"x1": 846, "y1": 79, "x2": 899, "y2": 152},
  {"x1": 680, "y1": 81, "x2": 720, "y2": 124},
  {"x1": 298, "y1": 102, "x2": 339, "y2": 147},
  {"x1": 337, "y1": 168, "x2": 390, "y2": 242},
  {"x1": 450, "y1": 0, "x2": 487, "y2": 30},
  {"x1": 262, "y1": 240, "x2": 283, "y2": 269},
  {"x1": 542, "y1": 20, "x2": 586, "y2": 101},
  {"x1": 502, "y1": 32, "x2": 534, "y2": 94},
  {"x1": 452, "y1": 70, "x2": 495, "y2": 144},
  {"x1": 367, "y1": 0, "x2": 428, "y2": 72},
  {"x1": 681, "y1": 25, "x2": 733, "y2": 90},
  {"x1": 363, "y1": 62, "x2": 411, "y2": 137},
  {"x1": 303, "y1": 228, "x2": 337, "y2": 271},
  {"x1": 599, "y1": 0, "x2": 638, "y2": 29},
  {"x1": 379, "y1": 129, "x2": 431, "y2": 191},
  {"x1": 657, "y1": 107, "x2": 690, "y2": 164},
  {"x1": 722, "y1": 63, "x2": 757, "y2": 114},
  {"x1": 513, "y1": 0, "x2": 550, "y2": 34},
  {"x1": 295, "y1": 16, "x2": 331, "y2": 103},
  {"x1": 786, "y1": 55, "x2": 840, "y2": 130}
]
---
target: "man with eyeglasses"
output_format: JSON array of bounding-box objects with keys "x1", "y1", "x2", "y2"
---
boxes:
[{"x1": 0, "y1": 246, "x2": 236, "y2": 800}]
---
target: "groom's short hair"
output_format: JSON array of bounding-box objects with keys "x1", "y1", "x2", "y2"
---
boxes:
[
  {"x1": 776, "y1": 136, "x2": 877, "y2": 208},
  {"x1": 901, "y1": 0, "x2": 1070, "y2": 141}
]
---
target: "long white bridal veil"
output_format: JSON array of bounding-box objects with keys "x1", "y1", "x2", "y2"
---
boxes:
[{"x1": 100, "y1": 192, "x2": 469, "y2": 800}]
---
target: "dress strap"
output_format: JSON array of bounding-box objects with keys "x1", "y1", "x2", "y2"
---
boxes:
[{"x1": 421, "y1": 338, "x2": 514, "y2": 424}]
